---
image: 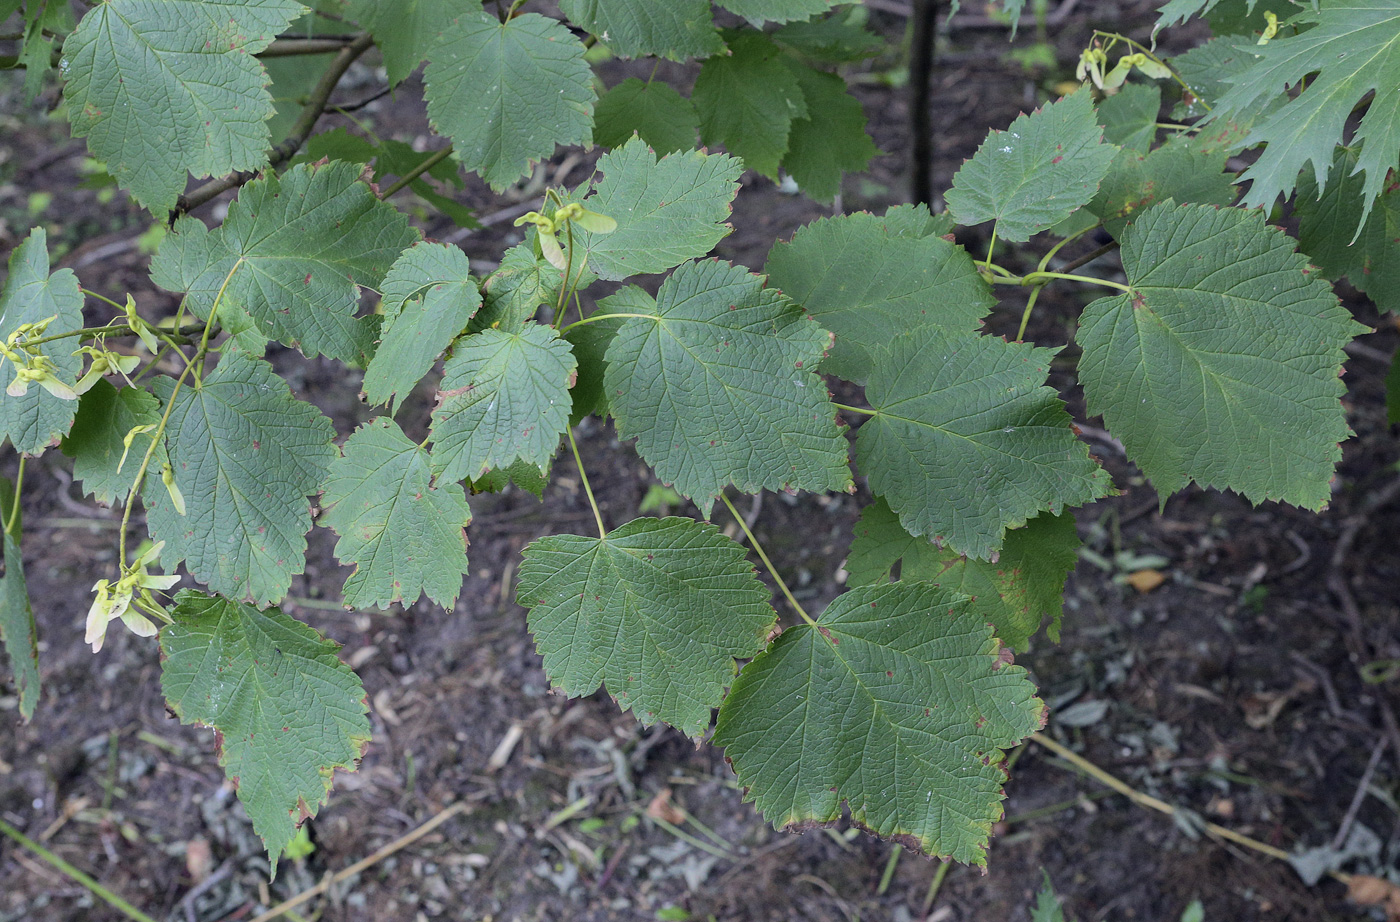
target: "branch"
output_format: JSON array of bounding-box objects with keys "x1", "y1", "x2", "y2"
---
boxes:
[
  {"x1": 257, "y1": 37, "x2": 359, "y2": 58},
  {"x1": 169, "y1": 31, "x2": 377, "y2": 223}
]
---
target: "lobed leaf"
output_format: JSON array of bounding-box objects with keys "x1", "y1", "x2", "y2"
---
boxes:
[
  {"x1": 593, "y1": 79, "x2": 700, "y2": 155},
  {"x1": 363, "y1": 242, "x2": 482, "y2": 412},
  {"x1": 856, "y1": 328, "x2": 1110, "y2": 560},
  {"x1": 847, "y1": 499, "x2": 1080, "y2": 650},
  {"x1": 568, "y1": 138, "x2": 742, "y2": 281},
  {"x1": 472, "y1": 243, "x2": 559, "y2": 333},
  {"x1": 60, "y1": 0, "x2": 304, "y2": 212},
  {"x1": 145, "y1": 352, "x2": 336, "y2": 606},
  {"x1": 150, "y1": 162, "x2": 418, "y2": 363},
  {"x1": 0, "y1": 228, "x2": 83, "y2": 455},
  {"x1": 321, "y1": 418, "x2": 471, "y2": 609},
  {"x1": 946, "y1": 90, "x2": 1117, "y2": 242},
  {"x1": 558, "y1": 0, "x2": 723, "y2": 59},
  {"x1": 604, "y1": 260, "x2": 852, "y2": 515},
  {"x1": 713, "y1": 582, "x2": 1045, "y2": 865},
  {"x1": 518, "y1": 516, "x2": 775, "y2": 737},
  {"x1": 782, "y1": 66, "x2": 878, "y2": 203},
  {"x1": 429, "y1": 323, "x2": 577, "y2": 483},
  {"x1": 1296, "y1": 146, "x2": 1400, "y2": 315},
  {"x1": 1077, "y1": 202, "x2": 1366, "y2": 509},
  {"x1": 765, "y1": 209, "x2": 993, "y2": 383},
  {"x1": 1211, "y1": 1, "x2": 1400, "y2": 227},
  {"x1": 160, "y1": 590, "x2": 371, "y2": 868},
  {"x1": 425, "y1": 12, "x2": 594, "y2": 191},
  {"x1": 61, "y1": 380, "x2": 163, "y2": 506},
  {"x1": 693, "y1": 30, "x2": 806, "y2": 179}
]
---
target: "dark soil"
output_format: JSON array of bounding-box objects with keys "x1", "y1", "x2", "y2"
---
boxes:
[{"x1": 1, "y1": 3, "x2": 1398, "y2": 921}]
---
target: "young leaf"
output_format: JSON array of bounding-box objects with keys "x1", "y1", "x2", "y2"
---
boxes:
[
  {"x1": 856, "y1": 329, "x2": 1109, "y2": 560},
  {"x1": 1, "y1": 532, "x2": 39, "y2": 720},
  {"x1": 847, "y1": 499, "x2": 1079, "y2": 650},
  {"x1": 1031, "y1": 871, "x2": 1069, "y2": 922},
  {"x1": 558, "y1": 0, "x2": 723, "y2": 60},
  {"x1": 160, "y1": 590, "x2": 371, "y2": 868},
  {"x1": 713, "y1": 582, "x2": 1045, "y2": 865},
  {"x1": 1296, "y1": 146, "x2": 1400, "y2": 315},
  {"x1": 1077, "y1": 202, "x2": 1366, "y2": 509},
  {"x1": 945, "y1": 91, "x2": 1117, "y2": 242},
  {"x1": 61, "y1": 380, "x2": 163, "y2": 506},
  {"x1": 782, "y1": 66, "x2": 878, "y2": 202},
  {"x1": 693, "y1": 30, "x2": 806, "y2": 179},
  {"x1": 764, "y1": 210, "x2": 993, "y2": 383},
  {"x1": 321, "y1": 418, "x2": 471, "y2": 610},
  {"x1": 604, "y1": 260, "x2": 852, "y2": 515},
  {"x1": 424, "y1": 11, "x2": 595, "y2": 191},
  {"x1": 346, "y1": 0, "x2": 478, "y2": 86},
  {"x1": 569, "y1": 138, "x2": 742, "y2": 281},
  {"x1": 60, "y1": 0, "x2": 303, "y2": 212},
  {"x1": 1211, "y1": 1, "x2": 1400, "y2": 226},
  {"x1": 518, "y1": 516, "x2": 775, "y2": 738},
  {"x1": 363, "y1": 242, "x2": 482, "y2": 412},
  {"x1": 429, "y1": 323, "x2": 577, "y2": 483},
  {"x1": 472, "y1": 243, "x2": 558, "y2": 333},
  {"x1": 0, "y1": 227, "x2": 83, "y2": 455},
  {"x1": 1096, "y1": 83, "x2": 1161, "y2": 155},
  {"x1": 717, "y1": 0, "x2": 841, "y2": 23},
  {"x1": 150, "y1": 163, "x2": 418, "y2": 364},
  {"x1": 593, "y1": 79, "x2": 700, "y2": 155},
  {"x1": 145, "y1": 353, "x2": 337, "y2": 606}
]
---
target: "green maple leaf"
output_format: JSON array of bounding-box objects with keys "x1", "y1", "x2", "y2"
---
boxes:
[
  {"x1": 1211, "y1": 1, "x2": 1400, "y2": 226},
  {"x1": 347, "y1": 0, "x2": 480, "y2": 85},
  {"x1": 712, "y1": 582, "x2": 1044, "y2": 865},
  {"x1": 0, "y1": 228, "x2": 83, "y2": 456},
  {"x1": 1077, "y1": 202, "x2": 1366, "y2": 509},
  {"x1": 693, "y1": 30, "x2": 806, "y2": 179},
  {"x1": 1296, "y1": 146, "x2": 1400, "y2": 314},
  {"x1": 60, "y1": 0, "x2": 304, "y2": 212},
  {"x1": 518, "y1": 516, "x2": 775, "y2": 737},
  {"x1": 425, "y1": 11, "x2": 594, "y2": 191},
  {"x1": 1096, "y1": 83, "x2": 1161, "y2": 155},
  {"x1": 558, "y1": 0, "x2": 723, "y2": 59},
  {"x1": 1, "y1": 529, "x2": 39, "y2": 721},
  {"x1": 160, "y1": 590, "x2": 371, "y2": 868},
  {"x1": 61, "y1": 380, "x2": 163, "y2": 507},
  {"x1": 321, "y1": 418, "x2": 471, "y2": 609},
  {"x1": 429, "y1": 323, "x2": 577, "y2": 483},
  {"x1": 567, "y1": 138, "x2": 742, "y2": 281},
  {"x1": 593, "y1": 79, "x2": 700, "y2": 155},
  {"x1": 856, "y1": 328, "x2": 1109, "y2": 560},
  {"x1": 782, "y1": 65, "x2": 878, "y2": 202},
  {"x1": 773, "y1": 7, "x2": 883, "y2": 63},
  {"x1": 145, "y1": 352, "x2": 336, "y2": 606},
  {"x1": 1087, "y1": 137, "x2": 1238, "y2": 239},
  {"x1": 717, "y1": 0, "x2": 841, "y2": 23},
  {"x1": 150, "y1": 163, "x2": 418, "y2": 363},
  {"x1": 945, "y1": 90, "x2": 1117, "y2": 242},
  {"x1": 764, "y1": 209, "x2": 993, "y2": 383},
  {"x1": 362, "y1": 242, "x2": 482, "y2": 412},
  {"x1": 604, "y1": 260, "x2": 852, "y2": 514},
  {"x1": 847, "y1": 499, "x2": 1080, "y2": 651},
  {"x1": 881, "y1": 202, "x2": 958, "y2": 239},
  {"x1": 472, "y1": 243, "x2": 559, "y2": 334}
]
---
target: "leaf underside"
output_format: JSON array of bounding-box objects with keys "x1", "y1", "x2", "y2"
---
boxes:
[{"x1": 0, "y1": 532, "x2": 40, "y2": 720}]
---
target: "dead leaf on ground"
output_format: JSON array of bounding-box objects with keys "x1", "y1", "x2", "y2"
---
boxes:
[
  {"x1": 647, "y1": 787, "x2": 687, "y2": 826},
  {"x1": 1125, "y1": 569, "x2": 1165, "y2": 593},
  {"x1": 1349, "y1": 874, "x2": 1400, "y2": 921}
]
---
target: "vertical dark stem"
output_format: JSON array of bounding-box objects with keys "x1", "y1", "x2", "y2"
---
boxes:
[{"x1": 910, "y1": 0, "x2": 939, "y2": 206}]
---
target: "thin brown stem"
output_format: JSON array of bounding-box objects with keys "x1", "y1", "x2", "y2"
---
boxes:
[{"x1": 170, "y1": 32, "x2": 376, "y2": 222}]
